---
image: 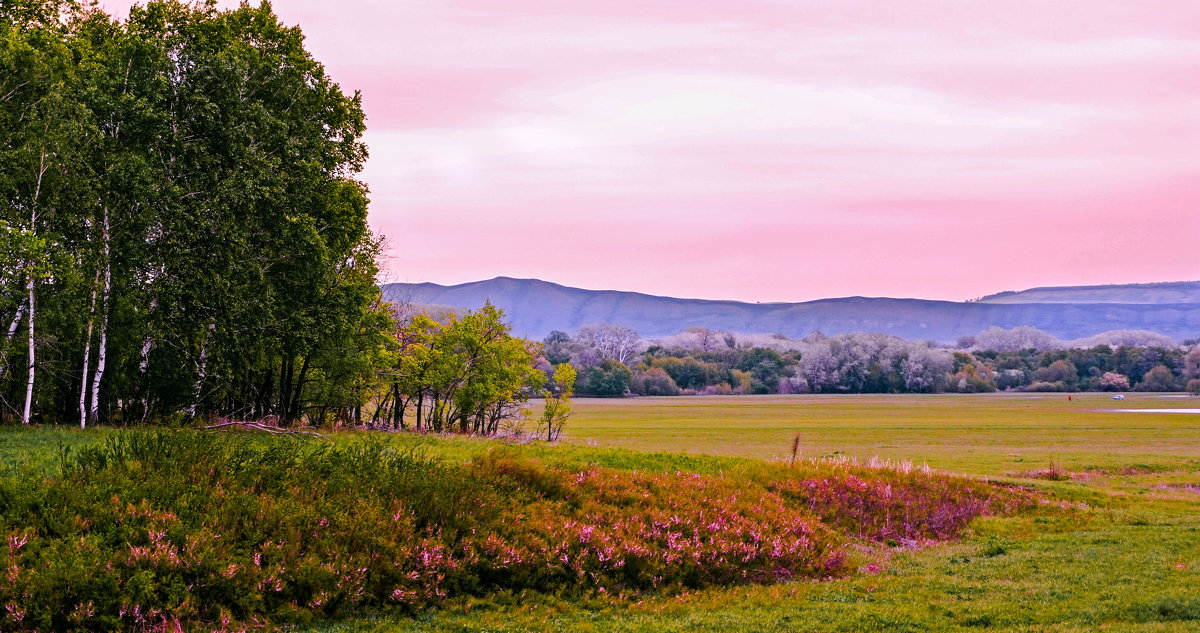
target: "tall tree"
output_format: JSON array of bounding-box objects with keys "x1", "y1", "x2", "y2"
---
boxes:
[
  {"x1": 0, "y1": 0, "x2": 87, "y2": 424},
  {"x1": 1, "y1": 1, "x2": 389, "y2": 425}
]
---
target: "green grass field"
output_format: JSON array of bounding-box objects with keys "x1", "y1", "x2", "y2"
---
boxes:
[
  {"x1": 2, "y1": 393, "x2": 1198, "y2": 632},
  {"x1": 561, "y1": 392, "x2": 1200, "y2": 478}
]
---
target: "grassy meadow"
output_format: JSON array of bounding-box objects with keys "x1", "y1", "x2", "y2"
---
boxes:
[
  {"x1": 0, "y1": 393, "x2": 1197, "y2": 632},
  {"x1": 561, "y1": 392, "x2": 1200, "y2": 477}
]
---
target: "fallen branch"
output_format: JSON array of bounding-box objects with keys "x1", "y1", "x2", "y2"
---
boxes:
[{"x1": 200, "y1": 420, "x2": 327, "y2": 438}]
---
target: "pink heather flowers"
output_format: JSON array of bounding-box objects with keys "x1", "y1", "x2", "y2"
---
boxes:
[{"x1": 2, "y1": 432, "x2": 1031, "y2": 631}]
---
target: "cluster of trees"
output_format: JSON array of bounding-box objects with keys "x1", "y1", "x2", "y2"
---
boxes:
[
  {"x1": 1, "y1": 0, "x2": 395, "y2": 426},
  {"x1": 365, "y1": 304, "x2": 571, "y2": 436},
  {"x1": 2, "y1": 1, "x2": 564, "y2": 436},
  {"x1": 541, "y1": 325, "x2": 1200, "y2": 396},
  {"x1": 0, "y1": 1, "x2": 544, "y2": 437},
  {"x1": 542, "y1": 327, "x2": 953, "y2": 396},
  {"x1": 961, "y1": 326, "x2": 1179, "y2": 353},
  {"x1": 963, "y1": 344, "x2": 1200, "y2": 393}
]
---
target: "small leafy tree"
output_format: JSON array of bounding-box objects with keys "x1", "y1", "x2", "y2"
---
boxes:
[
  {"x1": 540, "y1": 363, "x2": 574, "y2": 441},
  {"x1": 1184, "y1": 347, "x2": 1200, "y2": 380},
  {"x1": 1097, "y1": 371, "x2": 1131, "y2": 392},
  {"x1": 542, "y1": 330, "x2": 572, "y2": 365},
  {"x1": 393, "y1": 304, "x2": 543, "y2": 435},
  {"x1": 630, "y1": 367, "x2": 680, "y2": 396},
  {"x1": 1136, "y1": 364, "x2": 1178, "y2": 392}
]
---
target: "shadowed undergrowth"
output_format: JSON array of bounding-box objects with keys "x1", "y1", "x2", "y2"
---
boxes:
[{"x1": 0, "y1": 430, "x2": 1032, "y2": 631}]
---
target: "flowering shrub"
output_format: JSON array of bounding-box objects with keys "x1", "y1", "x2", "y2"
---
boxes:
[
  {"x1": 0, "y1": 431, "x2": 1030, "y2": 631},
  {"x1": 768, "y1": 468, "x2": 1030, "y2": 541}
]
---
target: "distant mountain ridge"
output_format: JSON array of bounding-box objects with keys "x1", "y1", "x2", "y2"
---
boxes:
[
  {"x1": 380, "y1": 278, "x2": 1200, "y2": 343},
  {"x1": 977, "y1": 281, "x2": 1200, "y2": 305}
]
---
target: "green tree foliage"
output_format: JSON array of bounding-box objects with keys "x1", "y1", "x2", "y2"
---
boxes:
[
  {"x1": 1031, "y1": 359, "x2": 1079, "y2": 390},
  {"x1": 601, "y1": 330, "x2": 1188, "y2": 396},
  {"x1": 579, "y1": 359, "x2": 632, "y2": 396},
  {"x1": 542, "y1": 329, "x2": 572, "y2": 365},
  {"x1": 646, "y1": 356, "x2": 724, "y2": 391},
  {"x1": 385, "y1": 304, "x2": 544, "y2": 435},
  {"x1": 0, "y1": 1, "x2": 390, "y2": 425},
  {"x1": 1135, "y1": 364, "x2": 1178, "y2": 392},
  {"x1": 540, "y1": 363, "x2": 574, "y2": 441},
  {"x1": 629, "y1": 366, "x2": 680, "y2": 396}
]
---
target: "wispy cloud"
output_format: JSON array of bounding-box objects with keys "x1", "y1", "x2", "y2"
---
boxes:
[{"x1": 103, "y1": 0, "x2": 1200, "y2": 301}]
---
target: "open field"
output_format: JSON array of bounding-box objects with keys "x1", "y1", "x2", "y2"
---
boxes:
[
  {"x1": 560, "y1": 392, "x2": 1200, "y2": 478},
  {"x1": 0, "y1": 393, "x2": 1197, "y2": 632}
]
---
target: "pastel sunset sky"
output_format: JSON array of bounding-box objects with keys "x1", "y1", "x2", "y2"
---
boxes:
[{"x1": 105, "y1": 0, "x2": 1200, "y2": 302}]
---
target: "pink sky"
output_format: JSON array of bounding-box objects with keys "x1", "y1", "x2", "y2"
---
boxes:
[{"x1": 104, "y1": 0, "x2": 1200, "y2": 302}]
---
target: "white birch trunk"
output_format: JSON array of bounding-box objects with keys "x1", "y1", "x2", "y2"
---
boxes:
[
  {"x1": 88, "y1": 208, "x2": 112, "y2": 426},
  {"x1": 187, "y1": 319, "x2": 216, "y2": 419},
  {"x1": 21, "y1": 279, "x2": 34, "y2": 426},
  {"x1": 0, "y1": 300, "x2": 25, "y2": 381},
  {"x1": 21, "y1": 152, "x2": 45, "y2": 427},
  {"x1": 80, "y1": 270, "x2": 99, "y2": 428},
  {"x1": 135, "y1": 297, "x2": 157, "y2": 421},
  {"x1": 3, "y1": 302, "x2": 22, "y2": 342}
]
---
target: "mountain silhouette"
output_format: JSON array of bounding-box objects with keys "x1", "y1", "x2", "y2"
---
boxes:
[{"x1": 381, "y1": 278, "x2": 1200, "y2": 343}]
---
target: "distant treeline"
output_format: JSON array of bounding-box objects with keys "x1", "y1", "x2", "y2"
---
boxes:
[{"x1": 543, "y1": 325, "x2": 1200, "y2": 396}]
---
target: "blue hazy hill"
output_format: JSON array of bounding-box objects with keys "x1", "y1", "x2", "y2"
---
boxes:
[{"x1": 381, "y1": 278, "x2": 1200, "y2": 343}]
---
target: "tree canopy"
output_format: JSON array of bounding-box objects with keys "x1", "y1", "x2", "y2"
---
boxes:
[{"x1": 0, "y1": 0, "x2": 389, "y2": 426}]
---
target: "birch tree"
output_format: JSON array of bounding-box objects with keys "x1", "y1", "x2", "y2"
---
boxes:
[
  {"x1": 0, "y1": 2, "x2": 83, "y2": 424},
  {"x1": 0, "y1": 1, "x2": 391, "y2": 425}
]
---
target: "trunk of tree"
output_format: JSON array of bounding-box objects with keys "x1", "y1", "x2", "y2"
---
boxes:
[
  {"x1": 135, "y1": 292, "x2": 159, "y2": 422},
  {"x1": 288, "y1": 356, "x2": 310, "y2": 425},
  {"x1": 370, "y1": 388, "x2": 392, "y2": 429},
  {"x1": 135, "y1": 331, "x2": 155, "y2": 421},
  {"x1": 257, "y1": 365, "x2": 274, "y2": 418},
  {"x1": 0, "y1": 298, "x2": 25, "y2": 382},
  {"x1": 279, "y1": 355, "x2": 294, "y2": 424},
  {"x1": 187, "y1": 319, "x2": 216, "y2": 419},
  {"x1": 22, "y1": 151, "x2": 46, "y2": 426},
  {"x1": 88, "y1": 208, "x2": 112, "y2": 426},
  {"x1": 21, "y1": 279, "x2": 35, "y2": 426},
  {"x1": 79, "y1": 269, "x2": 100, "y2": 428},
  {"x1": 2, "y1": 304, "x2": 21, "y2": 343},
  {"x1": 392, "y1": 383, "x2": 407, "y2": 430}
]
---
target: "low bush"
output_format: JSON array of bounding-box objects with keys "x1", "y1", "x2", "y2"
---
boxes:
[{"x1": 767, "y1": 465, "x2": 1030, "y2": 541}]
